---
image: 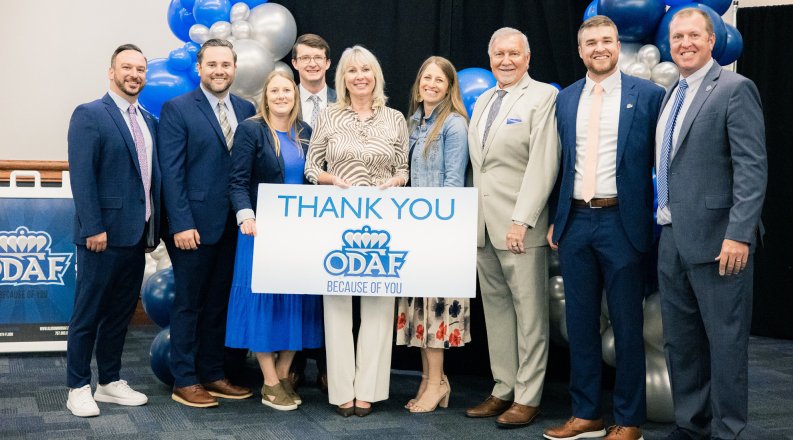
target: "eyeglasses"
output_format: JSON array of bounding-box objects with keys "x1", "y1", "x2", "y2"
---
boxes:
[{"x1": 296, "y1": 55, "x2": 327, "y2": 64}]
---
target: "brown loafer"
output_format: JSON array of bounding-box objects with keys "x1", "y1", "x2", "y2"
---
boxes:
[
  {"x1": 605, "y1": 425, "x2": 644, "y2": 440},
  {"x1": 465, "y1": 395, "x2": 512, "y2": 418},
  {"x1": 202, "y1": 378, "x2": 252, "y2": 399},
  {"x1": 172, "y1": 384, "x2": 218, "y2": 408},
  {"x1": 543, "y1": 416, "x2": 606, "y2": 439},
  {"x1": 495, "y1": 403, "x2": 539, "y2": 428}
]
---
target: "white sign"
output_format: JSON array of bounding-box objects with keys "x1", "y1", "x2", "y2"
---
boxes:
[{"x1": 251, "y1": 184, "x2": 478, "y2": 298}]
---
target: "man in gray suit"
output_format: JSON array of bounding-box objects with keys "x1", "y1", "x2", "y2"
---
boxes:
[
  {"x1": 465, "y1": 27, "x2": 560, "y2": 428},
  {"x1": 657, "y1": 8, "x2": 766, "y2": 440}
]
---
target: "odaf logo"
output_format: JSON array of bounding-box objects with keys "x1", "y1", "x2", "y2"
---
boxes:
[
  {"x1": 0, "y1": 226, "x2": 73, "y2": 286},
  {"x1": 324, "y1": 226, "x2": 407, "y2": 278}
]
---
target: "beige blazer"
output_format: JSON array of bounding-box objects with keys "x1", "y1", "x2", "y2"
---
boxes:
[{"x1": 468, "y1": 73, "x2": 560, "y2": 250}]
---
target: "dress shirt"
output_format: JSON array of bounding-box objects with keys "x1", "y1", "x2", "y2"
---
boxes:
[
  {"x1": 299, "y1": 83, "x2": 329, "y2": 127},
  {"x1": 107, "y1": 89, "x2": 152, "y2": 189},
  {"x1": 656, "y1": 58, "x2": 714, "y2": 225},
  {"x1": 200, "y1": 84, "x2": 239, "y2": 132},
  {"x1": 477, "y1": 79, "x2": 522, "y2": 144},
  {"x1": 573, "y1": 70, "x2": 621, "y2": 199}
]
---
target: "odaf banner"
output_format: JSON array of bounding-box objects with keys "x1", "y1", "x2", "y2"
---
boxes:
[
  {"x1": 0, "y1": 172, "x2": 75, "y2": 353},
  {"x1": 252, "y1": 184, "x2": 477, "y2": 298}
]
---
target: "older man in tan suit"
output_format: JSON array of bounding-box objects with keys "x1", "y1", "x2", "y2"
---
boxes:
[{"x1": 465, "y1": 27, "x2": 560, "y2": 428}]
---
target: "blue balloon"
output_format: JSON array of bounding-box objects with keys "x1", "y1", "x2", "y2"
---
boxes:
[
  {"x1": 168, "y1": 48, "x2": 193, "y2": 72},
  {"x1": 698, "y1": 0, "x2": 732, "y2": 15},
  {"x1": 192, "y1": 0, "x2": 232, "y2": 27},
  {"x1": 149, "y1": 327, "x2": 174, "y2": 386},
  {"x1": 654, "y1": 3, "x2": 728, "y2": 62},
  {"x1": 141, "y1": 267, "x2": 176, "y2": 328},
  {"x1": 181, "y1": 0, "x2": 196, "y2": 10},
  {"x1": 550, "y1": 82, "x2": 562, "y2": 91},
  {"x1": 237, "y1": 0, "x2": 268, "y2": 8},
  {"x1": 598, "y1": 0, "x2": 665, "y2": 42},
  {"x1": 139, "y1": 59, "x2": 196, "y2": 119},
  {"x1": 716, "y1": 24, "x2": 743, "y2": 66},
  {"x1": 167, "y1": 0, "x2": 191, "y2": 42},
  {"x1": 458, "y1": 68, "x2": 497, "y2": 119},
  {"x1": 188, "y1": 64, "x2": 201, "y2": 85},
  {"x1": 183, "y1": 42, "x2": 200, "y2": 62},
  {"x1": 583, "y1": 0, "x2": 598, "y2": 21},
  {"x1": 665, "y1": 0, "x2": 689, "y2": 5}
]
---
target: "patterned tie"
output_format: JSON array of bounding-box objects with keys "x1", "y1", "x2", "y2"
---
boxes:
[
  {"x1": 581, "y1": 83, "x2": 604, "y2": 202},
  {"x1": 217, "y1": 100, "x2": 233, "y2": 151},
  {"x1": 127, "y1": 105, "x2": 151, "y2": 221},
  {"x1": 658, "y1": 79, "x2": 689, "y2": 210},
  {"x1": 309, "y1": 94, "x2": 321, "y2": 128},
  {"x1": 481, "y1": 90, "x2": 507, "y2": 148}
]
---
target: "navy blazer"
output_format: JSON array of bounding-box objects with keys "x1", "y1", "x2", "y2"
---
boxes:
[
  {"x1": 158, "y1": 88, "x2": 256, "y2": 245},
  {"x1": 229, "y1": 118, "x2": 312, "y2": 215},
  {"x1": 551, "y1": 73, "x2": 665, "y2": 252},
  {"x1": 67, "y1": 93, "x2": 162, "y2": 247}
]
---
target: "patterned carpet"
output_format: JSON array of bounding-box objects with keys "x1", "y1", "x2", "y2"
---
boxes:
[{"x1": 1, "y1": 325, "x2": 791, "y2": 439}]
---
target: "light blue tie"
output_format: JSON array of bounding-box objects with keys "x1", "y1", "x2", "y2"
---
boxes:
[{"x1": 658, "y1": 79, "x2": 688, "y2": 210}]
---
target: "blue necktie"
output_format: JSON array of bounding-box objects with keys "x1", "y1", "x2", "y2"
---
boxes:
[{"x1": 658, "y1": 79, "x2": 688, "y2": 210}]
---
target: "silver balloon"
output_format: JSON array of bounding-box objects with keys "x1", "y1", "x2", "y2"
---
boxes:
[
  {"x1": 601, "y1": 326, "x2": 617, "y2": 367},
  {"x1": 651, "y1": 62, "x2": 679, "y2": 89},
  {"x1": 637, "y1": 44, "x2": 661, "y2": 69},
  {"x1": 549, "y1": 275, "x2": 565, "y2": 301},
  {"x1": 646, "y1": 348, "x2": 674, "y2": 422},
  {"x1": 548, "y1": 249, "x2": 561, "y2": 277},
  {"x1": 209, "y1": 21, "x2": 232, "y2": 40},
  {"x1": 189, "y1": 24, "x2": 210, "y2": 45},
  {"x1": 601, "y1": 291, "x2": 610, "y2": 320},
  {"x1": 549, "y1": 298, "x2": 567, "y2": 345},
  {"x1": 156, "y1": 253, "x2": 172, "y2": 271},
  {"x1": 149, "y1": 240, "x2": 168, "y2": 261},
  {"x1": 643, "y1": 292, "x2": 665, "y2": 351},
  {"x1": 231, "y1": 20, "x2": 252, "y2": 40},
  {"x1": 599, "y1": 312, "x2": 609, "y2": 335},
  {"x1": 229, "y1": 39, "x2": 274, "y2": 99},
  {"x1": 230, "y1": 2, "x2": 250, "y2": 23},
  {"x1": 618, "y1": 42, "x2": 642, "y2": 72},
  {"x1": 625, "y1": 62, "x2": 652, "y2": 80},
  {"x1": 272, "y1": 61, "x2": 294, "y2": 80},
  {"x1": 141, "y1": 254, "x2": 157, "y2": 289},
  {"x1": 248, "y1": 3, "x2": 298, "y2": 60}
]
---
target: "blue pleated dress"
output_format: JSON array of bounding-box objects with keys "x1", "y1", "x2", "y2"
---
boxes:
[{"x1": 225, "y1": 130, "x2": 324, "y2": 353}]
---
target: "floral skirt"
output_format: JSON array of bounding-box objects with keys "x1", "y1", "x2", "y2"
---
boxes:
[{"x1": 395, "y1": 297, "x2": 471, "y2": 348}]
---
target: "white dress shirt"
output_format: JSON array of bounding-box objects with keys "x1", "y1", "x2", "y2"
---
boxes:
[
  {"x1": 656, "y1": 58, "x2": 714, "y2": 225},
  {"x1": 108, "y1": 89, "x2": 152, "y2": 189},
  {"x1": 299, "y1": 83, "x2": 329, "y2": 128},
  {"x1": 573, "y1": 70, "x2": 621, "y2": 199},
  {"x1": 200, "y1": 84, "x2": 239, "y2": 131}
]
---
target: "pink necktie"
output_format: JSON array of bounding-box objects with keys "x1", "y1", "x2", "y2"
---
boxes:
[
  {"x1": 128, "y1": 105, "x2": 151, "y2": 221},
  {"x1": 581, "y1": 83, "x2": 603, "y2": 202}
]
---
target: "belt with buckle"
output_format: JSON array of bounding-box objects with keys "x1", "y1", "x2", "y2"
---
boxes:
[{"x1": 573, "y1": 197, "x2": 619, "y2": 208}]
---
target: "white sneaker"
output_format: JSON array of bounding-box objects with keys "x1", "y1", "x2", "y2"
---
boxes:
[
  {"x1": 94, "y1": 380, "x2": 148, "y2": 406},
  {"x1": 67, "y1": 385, "x2": 100, "y2": 417}
]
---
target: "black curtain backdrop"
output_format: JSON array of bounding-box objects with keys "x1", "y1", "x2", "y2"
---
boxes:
[{"x1": 737, "y1": 5, "x2": 793, "y2": 340}]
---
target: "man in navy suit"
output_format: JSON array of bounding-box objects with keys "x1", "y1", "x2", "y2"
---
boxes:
[
  {"x1": 544, "y1": 16, "x2": 664, "y2": 440},
  {"x1": 657, "y1": 9, "x2": 766, "y2": 440},
  {"x1": 159, "y1": 39, "x2": 256, "y2": 408},
  {"x1": 66, "y1": 44, "x2": 161, "y2": 417}
]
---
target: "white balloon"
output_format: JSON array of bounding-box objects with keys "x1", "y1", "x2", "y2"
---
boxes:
[
  {"x1": 230, "y1": 2, "x2": 250, "y2": 22},
  {"x1": 248, "y1": 3, "x2": 298, "y2": 60},
  {"x1": 625, "y1": 61, "x2": 652, "y2": 80},
  {"x1": 141, "y1": 254, "x2": 157, "y2": 289},
  {"x1": 637, "y1": 44, "x2": 661, "y2": 69},
  {"x1": 273, "y1": 61, "x2": 294, "y2": 80},
  {"x1": 651, "y1": 62, "x2": 679, "y2": 89},
  {"x1": 149, "y1": 240, "x2": 168, "y2": 261},
  {"x1": 230, "y1": 39, "x2": 274, "y2": 99},
  {"x1": 231, "y1": 20, "x2": 252, "y2": 40},
  {"x1": 209, "y1": 21, "x2": 232, "y2": 40},
  {"x1": 189, "y1": 24, "x2": 210, "y2": 44},
  {"x1": 618, "y1": 42, "x2": 643, "y2": 72},
  {"x1": 156, "y1": 253, "x2": 172, "y2": 271}
]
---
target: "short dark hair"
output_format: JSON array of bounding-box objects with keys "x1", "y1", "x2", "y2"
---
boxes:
[
  {"x1": 197, "y1": 39, "x2": 237, "y2": 64},
  {"x1": 291, "y1": 34, "x2": 330, "y2": 59},
  {"x1": 111, "y1": 44, "x2": 144, "y2": 67},
  {"x1": 577, "y1": 15, "x2": 618, "y2": 45}
]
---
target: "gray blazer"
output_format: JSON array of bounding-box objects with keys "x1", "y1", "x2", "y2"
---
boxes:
[{"x1": 664, "y1": 62, "x2": 767, "y2": 265}]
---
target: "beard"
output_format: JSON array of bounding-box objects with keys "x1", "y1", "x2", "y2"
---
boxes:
[
  {"x1": 114, "y1": 76, "x2": 144, "y2": 97},
  {"x1": 201, "y1": 76, "x2": 234, "y2": 95}
]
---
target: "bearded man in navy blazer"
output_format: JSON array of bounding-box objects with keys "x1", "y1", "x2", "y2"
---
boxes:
[
  {"x1": 657, "y1": 9, "x2": 766, "y2": 440},
  {"x1": 66, "y1": 44, "x2": 161, "y2": 417},
  {"x1": 545, "y1": 16, "x2": 664, "y2": 440},
  {"x1": 159, "y1": 39, "x2": 256, "y2": 407}
]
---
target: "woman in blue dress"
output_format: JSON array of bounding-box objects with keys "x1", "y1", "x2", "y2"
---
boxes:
[{"x1": 226, "y1": 70, "x2": 323, "y2": 411}]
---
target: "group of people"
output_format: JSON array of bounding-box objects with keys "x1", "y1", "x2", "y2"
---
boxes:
[{"x1": 66, "y1": 8, "x2": 766, "y2": 440}]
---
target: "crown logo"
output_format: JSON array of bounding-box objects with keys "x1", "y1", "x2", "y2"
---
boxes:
[
  {"x1": 324, "y1": 225, "x2": 407, "y2": 278},
  {"x1": 342, "y1": 226, "x2": 390, "y2": 251},
  {"x1": 0, "y1": 226, "x2": 73, "y2": 286},
  {"x1": 0, "y1": 227, "x2": 51, "y2": 253}
]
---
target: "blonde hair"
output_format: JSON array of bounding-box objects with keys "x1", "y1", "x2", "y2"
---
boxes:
[
  {"x1": 333, "y1": 45, "x2": 387, "y2": 109},
  {"x1": 257, "y1": 70, "x2": 304, "y2": 157},
  {"x1": 408, "y1": 56, "x2": 469, "y2": 159}
]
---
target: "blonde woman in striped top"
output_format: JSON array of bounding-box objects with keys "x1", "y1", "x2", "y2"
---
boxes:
[{"x1": 305, "y1": 45, "x2": 408, "y2": 417}]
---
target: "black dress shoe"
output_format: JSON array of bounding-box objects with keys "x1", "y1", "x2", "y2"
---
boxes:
[
  {"x1": 336, "y1": 405, "x2": 355, "y2": 417},
  {"x1": 354, "y1": 405, "x2": 372, "y2": 417},
  {"x1": 665, "y1": 427, "x2": 695, "y2": 440}
]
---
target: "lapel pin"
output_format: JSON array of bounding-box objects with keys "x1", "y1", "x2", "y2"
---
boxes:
[
  {"x1": 706, "y1": 85, "x2": 713, "y2": 92},
  {"x1": 626, "y1": 103, "x2": 633, "y2": 109}
]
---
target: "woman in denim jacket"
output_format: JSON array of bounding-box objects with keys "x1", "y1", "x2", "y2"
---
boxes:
[{"x1": 396, "y1": 56, "x2": 471, "y2": 413}]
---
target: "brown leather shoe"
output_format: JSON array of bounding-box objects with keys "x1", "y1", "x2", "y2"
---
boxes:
[
  {"x1": 172, "y1": 384, "x2": 218, "y2": 408},
  {"x1": 605, "y1": 425, "x2": 644, "y2": 440},
  {"x1": 202, "y1": 378, "x2": 252, "y2": 399},
  {"x1": 495, "y1": 403, "x2": 539, "y2": 428},
  {"x1": 465, "y1": 395, "x2": 512, "y2": 418},
  {"x1": 543, "y1": 416, "x2": 607, "y2": 439}
]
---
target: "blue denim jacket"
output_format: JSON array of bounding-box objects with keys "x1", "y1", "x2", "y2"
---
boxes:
[{"x1": 408, "y1": 108, "x2": 469, "y2": 187}]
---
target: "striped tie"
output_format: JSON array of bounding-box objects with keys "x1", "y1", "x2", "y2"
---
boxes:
[
  {"x1": 482, "y1": 90, "x2": 507, "y2": 148},
  {"x1": 658, "y1": 79, "x2": 689, "y2": 210},
  {"x1": 217, "y1": 100, "x2": 233, "y2": 152}
]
